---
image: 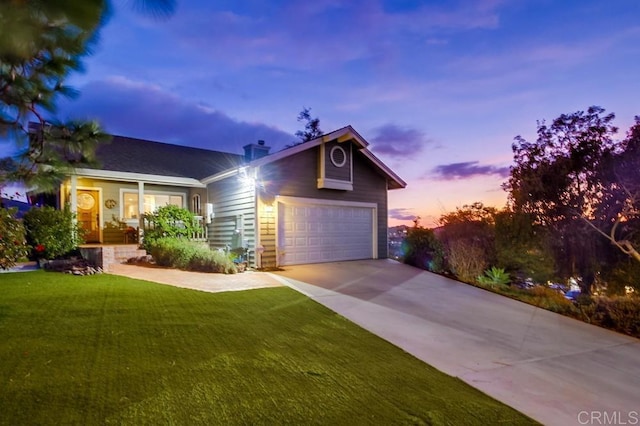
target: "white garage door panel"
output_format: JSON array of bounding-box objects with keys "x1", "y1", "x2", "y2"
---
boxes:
[{"x1": 279, "y1": 202, "x2": 374, "y2": 266}]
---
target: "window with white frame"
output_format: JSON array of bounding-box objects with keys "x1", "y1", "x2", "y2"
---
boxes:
[
  {"x1": 192, "y1": 194, "x2": 201, "y2": 216},
  {"x1": 122, "y1": 191, "x2": 184, "y2": 219}
]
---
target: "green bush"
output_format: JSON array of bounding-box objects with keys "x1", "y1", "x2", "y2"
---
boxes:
[
  {"x1": 477, "y1": 266, "x2": 510, "y2": 287},
  {"x1": 189, "y1": 248, "x2": 237, "y2": 274},
  {"x1": 402, "y1": 227, "x2": 444, "y2": 272},
  {"x1": 0, "y1": 207, "x2": 29, "y2": 269},
  {"x1": 148, "y1": 237, "x2": 237, "y2": 274},
  {"x1": 524, "y1": 286, "x2": 577, "y2": 315},
  {"x1": 142, "y1": 205, "x2": 203, "y2": 251},
  {"x1": 23, "y1": 205, "x2": 83, "y2": 259},
  {"x1": 589, "y1": 298, "x2": 640, "y2": 337}
]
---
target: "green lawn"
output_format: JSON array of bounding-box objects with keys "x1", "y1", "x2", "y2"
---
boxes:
[{"x1": 0, "y1": 271, "x2": 536, "y2": 425}]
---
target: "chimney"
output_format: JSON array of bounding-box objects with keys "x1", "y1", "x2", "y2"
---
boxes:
[{"x1": 243, "y1": 140, "x2": 271, "y2": 162}]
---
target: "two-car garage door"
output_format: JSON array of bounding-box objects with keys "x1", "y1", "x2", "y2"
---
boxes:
[{"x1": 278, "y1": 199, "x2": 376, "y2": 266}]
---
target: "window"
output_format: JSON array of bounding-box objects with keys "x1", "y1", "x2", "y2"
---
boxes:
[
  {"x1": 192, "y1": 194, "x2": 201, "y2": 216},
  {"x1": 122, "y1": 192, "x2": 184, "y2": 219}
]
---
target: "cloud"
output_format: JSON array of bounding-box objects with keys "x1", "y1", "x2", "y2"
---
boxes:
[
  {"x1": 58, "y1": 76, "x2": 295, "y2": 153},
  {"x1": 389, "y1": 208, "x2": 417, "y2": 221},
  {"x1": 431, "y1": 161, "x2": 510, "y2": 180},
  {"x1": 164, "y1": 0, "x2": 506, "y2": 71},
  {"x1": 370, "y1": 124, "x2": 431, "y2": 158}
]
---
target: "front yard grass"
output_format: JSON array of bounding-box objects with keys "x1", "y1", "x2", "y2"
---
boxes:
[{"x1": 0, "y1": 271, "x2": 536, "y2": 425}]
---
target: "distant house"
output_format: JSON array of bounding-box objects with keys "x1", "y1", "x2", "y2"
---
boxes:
[
  {"x1": 55, "y1": 125, "x2": 406, "y2": 268},
  {"x1": 0, "y1": 197, "x2": 31, "y2": 218}
]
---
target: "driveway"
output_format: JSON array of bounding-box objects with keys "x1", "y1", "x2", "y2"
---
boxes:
[{"x1": 272, "y1": 259, "x2": 640, "y2": 426}]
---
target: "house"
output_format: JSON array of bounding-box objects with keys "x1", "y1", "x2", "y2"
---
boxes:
[{"x1": 59, "y1": 125, "x2": 406, "y2": 268}]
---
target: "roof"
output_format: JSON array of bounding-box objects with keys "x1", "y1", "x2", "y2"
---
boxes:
[
  {"x1": 241, "y1": 125, "x2": 407, "y2": 190},
  {"x1": 89, "y1": 135, "x2": 243, "y2": 180}
]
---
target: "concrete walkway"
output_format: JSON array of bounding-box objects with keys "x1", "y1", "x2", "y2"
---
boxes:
[
  {"x1": 272, "y1": 259, "x2": 640, "y2": 426},
  {"x1": 108, "y1": 263, "x2": 282, "y2": 293}
]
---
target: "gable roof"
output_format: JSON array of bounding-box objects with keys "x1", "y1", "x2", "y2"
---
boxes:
[
  {"x1": 87, "y1": 135, "x2": 243, "y2": 180},
  {"x1": 239, "y1": 125, "x2": 407, "y2": 189}
]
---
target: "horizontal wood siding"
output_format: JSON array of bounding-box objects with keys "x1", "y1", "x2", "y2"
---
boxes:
[
  {"x1": 207, "y1": 174, "x2": 257, "y2": 266},
  {"x1": 258, "y1": 145, "x2": 389, "y2": 258},
  {"x1": 324, "y1": 141, "x2": 352, "y2": 181},
  {"x1": 258, "y1": 204, "x2": 277, "y2": 268}
]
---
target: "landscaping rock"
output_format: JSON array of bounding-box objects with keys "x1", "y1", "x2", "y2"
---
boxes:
[{"x1": 44, "y1": 258, "x2": 103, "y2": 275}]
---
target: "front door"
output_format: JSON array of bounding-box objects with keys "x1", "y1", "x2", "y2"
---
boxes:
[{"x1": 77, "y1": 190, "x2": 100, "y2": 243}]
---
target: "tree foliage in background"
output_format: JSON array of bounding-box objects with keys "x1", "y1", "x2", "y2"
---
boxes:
[
  {"x1": 494, "y1": 210, "x2": 556, "y2": 283},
  {"x1": 506, "y1": 106, "x2": 640, "y2": 291},
  {"x1": 590, "y1": 116, "x2": 640, "y2": 262},
  {"x1": 295, "y1": 107, "x2": 323, "y2": 142},
  {"x1": 0, "y1": 0, "x2": 174, "y2": 192}
]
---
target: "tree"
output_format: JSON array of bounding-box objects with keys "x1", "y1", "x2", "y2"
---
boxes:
[
  {"x1": 588, "y1": 117, "x2": 640, "y2": 262},
  {"x1": 494, "y1": 210, "x2": 556, "y2": 283},
  {"x1": 438, "y1": 202, "x2": 497, "y2": 282},
  {"x1": 0, "y1": 0, "x2": 174, "y2": 191},
  {"x1": 506, "y1": 107, "x2": 640, "y2": 291},
  {"x1": 295, "y1": 107, "x2": 323, "y2": 142}
]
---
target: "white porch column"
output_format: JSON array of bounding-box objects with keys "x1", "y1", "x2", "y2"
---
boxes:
[
  {"x1": 70, "y1": 175, "x2": 79, "y2": 245},
  {"x1": 70, "y1": 175, "x2": 78, "y2": 213},
  {"x1": 138, "y1": 181, "x2": 145, "y2": 241}
]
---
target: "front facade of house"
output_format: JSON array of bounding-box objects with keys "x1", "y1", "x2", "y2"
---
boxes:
[{"x1": 59, "y1": 126, "x2": 405, "y2": 267}]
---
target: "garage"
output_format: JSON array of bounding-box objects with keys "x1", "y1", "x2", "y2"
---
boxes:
[{"x1": 278, "y1": 199, "x2": 376, "y2": 266}]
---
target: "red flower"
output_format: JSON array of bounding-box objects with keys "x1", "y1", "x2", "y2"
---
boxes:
[{"x1": 35, "y1": 244, "x2": 45, "y2": 252}]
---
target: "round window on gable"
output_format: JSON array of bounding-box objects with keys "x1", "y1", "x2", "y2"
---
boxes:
[{"x1": 330, "y1": 145, "x2": 347, "y2": 168}]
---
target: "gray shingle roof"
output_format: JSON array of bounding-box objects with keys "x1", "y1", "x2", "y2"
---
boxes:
[{"x1": 91, "y1": 136, "x2": 243, "y2": 180}]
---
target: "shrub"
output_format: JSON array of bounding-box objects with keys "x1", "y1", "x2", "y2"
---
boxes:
[
  {"x1": 23, "y1": 205, "x2": 83, "y2": 259},
  {"x1": 445, "y1": 239, "x2": 487, "y2": 283},
  {"x1": 148, "y1": 237, "x2": 237, "y2": 274},
  {"x1": 524, "y1": 286, "x2": 577, "y2": 315},
  {"x1": 142, "y1": 205, "x2": 202, "y2": 251},
  {"x1": 589, "y1": 298, "x2": 640, "y2": 338},
  {"x1": 402, "y1": 226, "x2": 444, "y2": 272},
  {"x1": 0, "y1": 207, "x2": 29, "y2": 269},
  {"x1": 477, "y1": 266, "x2": 510, "y2": 287},
  {"x1": 189, "y1": 249, "x2": 237, "y2": 274}
]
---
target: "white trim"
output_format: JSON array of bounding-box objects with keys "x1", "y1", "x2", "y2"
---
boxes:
[
  {"x1": 74, "y1": 168, "x2": 205, "y2": 188},
  {"x1": 316, "y1": 178, "x2": 353, "y2": 191},
  {"x1": 359, "y1": 149, "x2": 406, "y2": 189},
  {"x1": 275, "y1": 195, "x2": 378, "y2": 265},
  {"x1": 275, "y1": 196, "x2": 376, "y2": 209},
  {"x1": 330, "y1": 145, "x2": 347, "y2": 167},
  {"x1": 200, "y1": 167, "x2": 242, "y2": 185}
]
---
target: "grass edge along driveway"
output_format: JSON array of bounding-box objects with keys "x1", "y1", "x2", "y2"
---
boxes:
[{"x1": 0, "y1": 271, "x2": 536, "y2": 425}]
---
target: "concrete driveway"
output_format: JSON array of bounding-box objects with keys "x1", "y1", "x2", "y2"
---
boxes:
[{"x1": 272, "y1": 259, "x2": 640, "y2": 426}]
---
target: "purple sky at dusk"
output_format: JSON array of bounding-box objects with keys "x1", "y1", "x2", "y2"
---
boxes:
[{"x1": 4, "y1": 0, "x2": 640, "y2": 227}]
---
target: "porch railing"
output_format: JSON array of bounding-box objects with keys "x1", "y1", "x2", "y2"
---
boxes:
[{"x1": 142, "y1": 215, "x2": 208, "y2": 242}]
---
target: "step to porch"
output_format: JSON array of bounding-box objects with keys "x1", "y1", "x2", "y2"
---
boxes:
[{"x1": 79, "y1": 245, "x2": 147, "y2": 272}]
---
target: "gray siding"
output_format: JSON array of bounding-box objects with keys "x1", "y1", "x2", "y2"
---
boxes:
[
  {"x1": 324, "y1": 141, "x2": 352, "y2": 181},
  {"x1": 258, "y1": 144, "x2": 389, "y2": 259},
  {"x1": 207, "y1": 173, "x2": 257, "y2": 265}
]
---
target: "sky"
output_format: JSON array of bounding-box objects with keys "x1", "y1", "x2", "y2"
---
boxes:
[{"x1": 3, "y1": 0, "x2": 640, "y2": 227}]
